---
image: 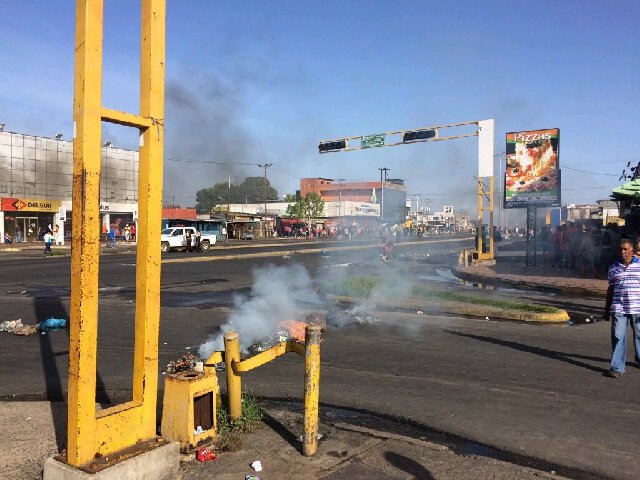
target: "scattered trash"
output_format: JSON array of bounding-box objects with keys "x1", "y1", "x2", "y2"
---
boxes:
[
  {"x1": 250, "y1": 460, "x2": 263, "y2": 472},
  {"x1": 195, "y1": 446, "x2": 216, "y2": 462},
  {"x1": 25, "y1": 417, "x2": 31, "y2": 421},
  {"x1": 193, "y1": 361, "x2": 204, "y2": 372},
  {"x1": 568, "y1": 321, "x2": 574, "y2": 326},
  {"x1": 245, "y1": 476, "x2": 262, "y2": 480},
  {"x1": 352, "y1": 314, "x2": 379, "y2": 325},
  {"x1": 0, "y1": 319, "x2": 39, "y2": 336},
  {"x1": 194, "y1": 425, "x2": 204, "y2": 435},
  {"x1": 163, "y1": 352, "x2": 203, "y2": 374},
  {"x1": 0, "y1": 319, "x2": 23, "y2": 332},
  {"x1": 297, "y1": 433, "x2": 323, "y2": 442},
  {"x1": 585, "y1": 318, "x2": 590, "y2": 323},
  {"x1": 416, "y1": 310, "x2": 424, "y2": 315},
  {"x1": 282, "y1": 255, "x2": 290, "y2": 259},
  {"x1": 485, "y1": 317, "x2": 489, "y2": 320},
  {"x1": 38, "y1": 318, "x2": 67, "y2": 332},
  {"x1": 14, "y1": 325, "x2": 38, "y2": 336},
  {"x1": 550, "y1": 470, "x2": 556, "y2": 475},
  {"x1": 20, "y1": 291, "x2": 26, "y2": 294}
]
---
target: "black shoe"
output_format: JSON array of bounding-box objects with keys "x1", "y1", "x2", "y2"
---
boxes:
[{"x1": 605, "y1": 369, "x2": 622, "y2": 378}]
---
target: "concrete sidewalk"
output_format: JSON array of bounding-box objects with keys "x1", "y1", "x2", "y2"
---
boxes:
[
  {"x1": 452, "y1": 250, "x2": 608, "y2": 298},
  {"x1": 0, "y1": 400, "x2": 573, "y2": 480}
]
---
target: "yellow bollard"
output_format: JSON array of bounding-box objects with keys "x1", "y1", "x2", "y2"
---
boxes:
[
  {"x1": 224, "y1": 331, "x2": 242, "y2": 421},
  {"x1": 303, "y1": 324, "x2": 321, "y2": 456}
]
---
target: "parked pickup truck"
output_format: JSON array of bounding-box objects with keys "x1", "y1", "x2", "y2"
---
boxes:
[{"x1": 161, "y1": 227, "x2": 217, "y2": 252}]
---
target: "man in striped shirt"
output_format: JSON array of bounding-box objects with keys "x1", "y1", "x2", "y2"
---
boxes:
[{"x1": 603, "y1": 239, "x2": 640, "y2": 378}]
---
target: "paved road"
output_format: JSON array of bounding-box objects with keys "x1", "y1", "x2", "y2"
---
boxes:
[{"x1": 0, "y1": 238, "x2": 635, "y2": 480}]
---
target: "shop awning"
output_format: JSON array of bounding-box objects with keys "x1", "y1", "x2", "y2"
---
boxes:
[{"x1": 612, "y1": 180, "x2": 640, "y2": 201}]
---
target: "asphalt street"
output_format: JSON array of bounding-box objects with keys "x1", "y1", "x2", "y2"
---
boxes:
[{"x1": 0, "y1": 238, "x2": 635, "y2": 480}]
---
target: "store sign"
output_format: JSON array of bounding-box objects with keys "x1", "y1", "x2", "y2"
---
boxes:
[
  {"x1": 1, "y1": 197, "x2": 61, "y2": 212},
  {"x1": 351, "y1": 203, "x2": 380, "y2": 217}
]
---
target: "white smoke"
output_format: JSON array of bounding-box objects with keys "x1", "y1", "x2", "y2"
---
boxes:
[{"x1": 198, "y1": 263, "x2": 321, "y2": 358}]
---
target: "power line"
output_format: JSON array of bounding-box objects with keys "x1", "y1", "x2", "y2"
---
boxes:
[{"x1": 561, "y1": 165, "x2": 618, "y2": 177}]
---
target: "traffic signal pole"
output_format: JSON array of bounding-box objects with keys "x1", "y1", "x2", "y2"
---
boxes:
[{"x1": 319, "y1": 120, "x2": 495, "y2": 261}]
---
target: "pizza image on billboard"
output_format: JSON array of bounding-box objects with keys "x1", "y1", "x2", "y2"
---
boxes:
[{"x1": 504, "y1": 128, "x2": 560, "y2": 208}]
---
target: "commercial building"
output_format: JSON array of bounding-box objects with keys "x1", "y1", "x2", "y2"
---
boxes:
[
  {"x1": 300, "y1": 177, "x2": 406, "y2": 224},
  {"x1": 0, "y1": 129, "x2": 139, "y2": 243}
]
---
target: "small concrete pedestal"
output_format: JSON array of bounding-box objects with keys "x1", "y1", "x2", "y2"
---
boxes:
[{"x1": 43, "y1": 441, "x2": 180, "y2": 480}]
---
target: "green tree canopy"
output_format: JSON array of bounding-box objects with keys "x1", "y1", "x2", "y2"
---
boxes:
[
  {"x1": 195, "y1": 176, "x2": 278, "y2": 212},
  {"x1": 286, "y1": 192, "x2": 325, "y2": 226},
  {"x1": 283, "y1": 193, "x2": 297, "y2": 202}
]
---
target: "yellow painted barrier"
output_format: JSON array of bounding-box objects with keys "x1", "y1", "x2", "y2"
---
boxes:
[
  {"x1": 303, "y1": 325, "x2": 321, "y2": 456},
  {"x1": 224, "y1": 331, "x2": 242, "y2": 420},
  {"x1": 221, "y1": 325, "x2": 322, "y2": 455}
]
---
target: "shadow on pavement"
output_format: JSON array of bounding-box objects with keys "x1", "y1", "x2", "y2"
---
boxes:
[
  {"x1": 446, "y1": 330, "x2": 610, "y2": 374},
  {"x1": 260, "y1": 410, "x2": 301, "y2": 451},
  {"x1": 34, "y1": 296, "x2": 111, "y2": 452},
  {"x1": 384, "y1": 451, "x2": 435, "y2": 479}
]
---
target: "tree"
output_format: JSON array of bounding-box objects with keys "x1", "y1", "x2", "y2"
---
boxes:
[
  {"x1": 286, "y1": 192, "x2": 325, "y2": 231},
  {"x1": 195, "y1": 176, "x2": 278, "y2": 212},
  {"x1": 283, "y1": 193, "x2": 297, "y2": 202}
]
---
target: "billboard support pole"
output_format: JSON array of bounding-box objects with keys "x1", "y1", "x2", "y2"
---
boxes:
[{"x1": 526, "y1": 205, "x2": 537, "y2": 266}]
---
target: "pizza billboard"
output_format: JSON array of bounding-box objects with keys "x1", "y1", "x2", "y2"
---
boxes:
[{"x1": 504, "y1": 128, "x2": 560, "y2": 208}]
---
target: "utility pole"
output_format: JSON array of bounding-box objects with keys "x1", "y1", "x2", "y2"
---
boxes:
[
  {"x1": 378, "y1": 167, "x2": 389, "y2": 222},
  {"x1": 258, "y1": 163, "x2": 273, "y2": 238},
  {"x1": 338, "y1": 178, "x2": 345, "y2": 218}
]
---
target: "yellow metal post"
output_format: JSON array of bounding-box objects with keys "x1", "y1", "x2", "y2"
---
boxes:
[
  {"x1": 489, "y1": 175, "x2": 495, "y2": 260},
  {"x1": 68, "y1": 0, "x2": 166, "y2": 467},
  {"x1": 303, "y1": 324, "x2": 321, "y2": 456},
  {"x1": 68, "y1": 0, "x2": 104, "y2": 465},
  {"x1": 477, "y1": 176, "x2": 483, "y2": 257},
  {"x1": 224, "y1": 331, "x2": 242, "y2": 421}
]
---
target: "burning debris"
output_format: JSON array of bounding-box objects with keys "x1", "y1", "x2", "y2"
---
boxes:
[
  {"x1": 246, "y1": 314, "x2": 326, "y2": 357},
  {"x1": 163, "y1": 352, "x2": 203, "y2": 375}
]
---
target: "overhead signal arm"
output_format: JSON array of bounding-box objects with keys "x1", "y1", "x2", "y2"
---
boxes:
[{"x1": 317, "y1": 120, "x2": 480, "y2": 154}]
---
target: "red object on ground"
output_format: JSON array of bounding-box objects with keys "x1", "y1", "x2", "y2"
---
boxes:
[{"x1": 196, "y1": 447, "x2": 217, "y2": 462}]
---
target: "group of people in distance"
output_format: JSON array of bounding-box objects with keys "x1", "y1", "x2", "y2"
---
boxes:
[{"x1": 603, "y1": 238, "x2": 640, "y2": 377}]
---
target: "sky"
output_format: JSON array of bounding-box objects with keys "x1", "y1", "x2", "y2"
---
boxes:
[{"x1": 1, "y1": 1, "x2": 639, "y2": 220}]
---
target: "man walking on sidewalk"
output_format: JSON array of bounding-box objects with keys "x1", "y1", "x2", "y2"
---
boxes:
[{"x1": 603, "y1": 239, "x2": 640, "y2": 378}]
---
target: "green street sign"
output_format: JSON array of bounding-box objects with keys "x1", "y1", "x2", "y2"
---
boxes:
[{"x1": 361, "y1": 134, "x2": 385, "y2": 149}]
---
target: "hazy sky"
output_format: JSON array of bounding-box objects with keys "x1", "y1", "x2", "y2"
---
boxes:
[{"x1": 1, "y1": 1, "x2": 638, "y2": 215}]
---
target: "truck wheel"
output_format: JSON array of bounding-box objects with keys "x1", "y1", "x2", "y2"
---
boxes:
[
  {"x1": 161, "y1": 242, "x2": 170, "y2": 253},
  {"x1": 200, "y1": 240, "x2": 210, "y2": 251}
]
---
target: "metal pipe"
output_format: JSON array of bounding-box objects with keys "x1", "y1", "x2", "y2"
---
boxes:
[
  {"x1": 224, "y1": 331, "x2": 242, "y2": 421},
  {"x1": 303, "y1": 324, "x2": 321, "y2": 456}
]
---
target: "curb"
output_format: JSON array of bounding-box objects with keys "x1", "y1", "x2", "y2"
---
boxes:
[
  {"x1": 163, "y1": 237, "x2": 474, "y2": 264},
  {"x1": 331, "y1": 295, "x2": 570, "y2": 323},
  {"x1": 451, "y1": 266, "x2": 607, "y2": 299}
]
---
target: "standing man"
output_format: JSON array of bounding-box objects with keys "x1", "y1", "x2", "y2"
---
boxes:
[
  {"x1": 221, "y1": 224, "x2": 227, "y2": 243},
  {"x1": 108, "y1": 225, "x2": 116, "y2": 248},
  {"x1": 43, "y1": 230, "x2": 53, "y2": 255},
  {"x1": 603, "y1": 239, "x2": 640, "y2": 378}
]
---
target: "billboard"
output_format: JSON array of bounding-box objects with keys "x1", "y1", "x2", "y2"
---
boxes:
[{"x1": 504, "y1": 128, "x2": 560, "y2": 208}]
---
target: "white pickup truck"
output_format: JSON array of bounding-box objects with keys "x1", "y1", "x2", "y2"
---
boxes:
[{"x1": 161, "y1": 227, "x2": 217, "y2": 253}]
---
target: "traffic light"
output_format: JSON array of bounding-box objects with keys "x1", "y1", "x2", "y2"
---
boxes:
[
  {"x1": 403, "y1": 129, "x2": 436, "y2": 143},
  {"x1": 318, "y1": 139, "x2": 347, "y2": 153}
]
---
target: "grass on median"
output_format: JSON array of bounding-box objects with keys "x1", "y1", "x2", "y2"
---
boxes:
[
  {"x1": 329, "y1": 276, "x2": 561, "y2": 314},
  {"x1": 214, "y1": 393, "x2": 264, "y2": 451}
]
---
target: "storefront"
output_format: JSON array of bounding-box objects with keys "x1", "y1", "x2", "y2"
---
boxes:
[
  {"x1": 1, "y1": 197, "x2": 65, "y2": 243},
  {"x1": 1, "y1": 197, "x2": 138, "y2": 244}
]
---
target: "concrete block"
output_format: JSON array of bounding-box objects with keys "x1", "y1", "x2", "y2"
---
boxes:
[{"x1": 43, "y1": 441, "x2": 179, "y2": 480}]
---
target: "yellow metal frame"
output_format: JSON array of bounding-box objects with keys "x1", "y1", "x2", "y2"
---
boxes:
[
  {"x1": 68, "y1": 0, "x2": 166, "y2": 467},
  {"x1": 476, "y1": 176, "x2": 495, "y2": 261},
  {"x1": 211, "y1": 325, "x2": 322, "y2": 456}
]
